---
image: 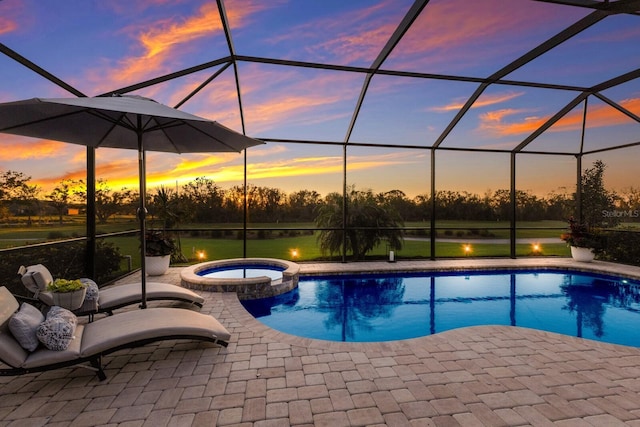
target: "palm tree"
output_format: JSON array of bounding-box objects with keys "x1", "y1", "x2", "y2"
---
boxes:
[{"x1": 315, "y1": 186, "x2": 404, "y2": 260}]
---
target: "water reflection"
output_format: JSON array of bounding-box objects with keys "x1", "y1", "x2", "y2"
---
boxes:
[
  {"x1": 315, "y1": 276, "x2": 405, "y2": 341},
  {"x1": 561, "y1": 276, "x2": 640, "y2": 339},
  {"x1": 241, "y1": 271, "x2": 640, "y2": 345}
]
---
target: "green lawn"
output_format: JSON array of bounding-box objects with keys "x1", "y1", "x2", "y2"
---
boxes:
[
  {"x1": 0, "y1": 219, "x2": 574, "y2": 260},
  {"x1": 167, "y1": 233, "x2": 570, "y2": 264}
]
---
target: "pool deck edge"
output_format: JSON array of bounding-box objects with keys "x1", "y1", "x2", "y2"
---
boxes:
[{"x1": 297, "y1": 257, "x2": 640, "y2": 281}]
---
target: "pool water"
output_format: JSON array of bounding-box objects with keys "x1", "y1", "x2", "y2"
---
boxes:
[
  {"x1": 241, "y1": 270, "x2": 640, "y2": 346},
  {"x1": 198, "y1": 264, "x2": 284, "y2": 281}
]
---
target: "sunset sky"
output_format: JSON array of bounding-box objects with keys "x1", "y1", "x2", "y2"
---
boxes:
[{"x1": 0, "y1": 0, "x2": 639, "y2": 199}]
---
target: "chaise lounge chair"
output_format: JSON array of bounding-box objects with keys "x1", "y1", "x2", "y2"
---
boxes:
[
  {"x1": 0, "y1": 286, "x2": 230, "y2": 380},
  {"x1": 18, "y1": 264, "x2": 205, "y2": 317}
]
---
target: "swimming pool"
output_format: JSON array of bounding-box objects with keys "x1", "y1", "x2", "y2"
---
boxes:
[{"x1": 241, "y1": 269, "x2": 640, "y2": 346}]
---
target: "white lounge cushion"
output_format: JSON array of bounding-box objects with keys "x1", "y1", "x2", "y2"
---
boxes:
[
  {"x1": 9, "y1": 303, "x2": 44, "y2": 351},
  {"x1": 80, "y1": 307, "x2": 230, "y2": 356},
  {"x1": 19, "y1": 264, "x2": 53, "y2": 294},
  {"x1": 21, "y1": 325, "x2": 83, "y2": 369},
  {"x1": 0, "y1": 287, "x2": 29, "y2": 367},
  {"x1": 97, "y1": 282, "x2": 204, "y2": 308},
  {"x1": 0, "y1": 331, "x2": 30, "y2": 368}
]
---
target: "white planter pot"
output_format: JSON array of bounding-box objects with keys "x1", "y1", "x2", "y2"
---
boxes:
[
  {"x1": 145, "y1": 255, "x2": 171, "y2": 276},
  {"x1": 51, "y1": 287, "x2": 87, "y2": 311},
  {"x1": 571, "y1": 246, "x2": 595, "y2": 262}
]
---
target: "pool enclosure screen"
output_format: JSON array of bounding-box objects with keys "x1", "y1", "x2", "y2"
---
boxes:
[{"x1": 0, "y1": 0, "x2": 638, "y2": 266}]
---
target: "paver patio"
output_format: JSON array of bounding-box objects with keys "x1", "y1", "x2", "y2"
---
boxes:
[{"x1": 2, "y1": 258, "x2": 640, "y2": 426}]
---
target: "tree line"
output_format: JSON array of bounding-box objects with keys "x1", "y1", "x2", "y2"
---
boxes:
[{"x1": 1, "y1": 161, "x2": 638, "y2": 227}]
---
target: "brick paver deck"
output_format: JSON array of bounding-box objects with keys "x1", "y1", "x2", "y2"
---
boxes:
[{"x1": 2, "y1": 258, "x2": 640, "y2": 426}]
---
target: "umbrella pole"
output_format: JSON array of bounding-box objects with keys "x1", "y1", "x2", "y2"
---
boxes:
[{"x1": 137, "y1": 123, "x2": 148, "y2": 309}]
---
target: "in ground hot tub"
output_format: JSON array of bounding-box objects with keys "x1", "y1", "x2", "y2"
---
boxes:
[{"x1": 180, "y1": 258, "x2": 300, "y2": 300}]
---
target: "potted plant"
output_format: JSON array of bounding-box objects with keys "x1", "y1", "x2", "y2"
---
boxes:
[
  {"x1": 560, "y1": 217, "x2": 602, "y2": 262},
  {"x1": 144, "y1": 230, "x2": 177, "y2": 275},
  {"x1": 46, "y1": 278, "x2": 87, "y2": 310}
]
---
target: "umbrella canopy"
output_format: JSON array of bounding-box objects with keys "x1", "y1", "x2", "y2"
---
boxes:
[
  {"x1": 0, "y1": 95, "x2": 261, "y2": 153},
  {"x1": 0, "y1": 95, "x2": 264, "y2": 308}
]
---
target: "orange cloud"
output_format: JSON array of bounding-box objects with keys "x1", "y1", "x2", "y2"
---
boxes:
[
  {"x1": 248, "y1": 150, "x2": 421, "y2": 181},
  {"x1": 248, "y1": 155, "x2": 343, "y2": 180},
  {"x1": 0, "y1": 136, "x2": 68, "y2": 160},
  {"x1": 29, "y1": 153, "x2": 140, "y2": 190},
  {"x1": 583, "y1": 98, "x2": 640, "y2": 129},
  {"x1": 478, "y1": 97, "x2": 640, "y2": 136},
  {"x1": 431, "y1": 91, "x2": 524, "y2": 112},
  {"x1": 86, "y1": 2, "x2": 269, "y2": 93},
  {"x1": 0, "y1": 0, "x2": 24, "y2": 35},
  {"x1": 619, "y1": 96, "x2": 640, "y2": 117},
  {"x1": 479, "y1": 107, "x2": 559, "y2": 136},
  {"x1": 112, "y1": 4, "x2": 223, "y2": 85},
  {"x1": 139, "y1": 6, "x2": 220, "y2": 58},
  {"x1": 0, "y1": 16, "x2": 17, "y2": 35},
  {"x1": 169, "y1": 152, "x2": 243, "y2": 174}
]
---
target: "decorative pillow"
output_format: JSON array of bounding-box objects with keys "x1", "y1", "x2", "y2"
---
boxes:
[
  {"x1": 81, "y1": 279, "x2": 100, "y2": 302},
  {"x1": 9, "y1": 303, "x2": 45, "y2": 352},
  {"x1": 36, "y1": 306, "x2": 78, "y2": 351},
  {"x1": 47, "y1": 306, "x2": 77, "y2": 323}
]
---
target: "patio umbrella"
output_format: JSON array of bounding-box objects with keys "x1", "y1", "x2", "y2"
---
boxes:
[{"x1": 0, "y1": 94, "x2": 264, "y2": 307}]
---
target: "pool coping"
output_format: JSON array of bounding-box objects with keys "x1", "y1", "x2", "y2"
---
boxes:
[{"x1": 296, "y1": 257, "x2": 640, "y2": 281}]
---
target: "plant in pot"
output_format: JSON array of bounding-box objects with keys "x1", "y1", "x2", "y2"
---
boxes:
[
  {"x1": 46, "y1": 278, "x2": 87, "y2": 310},
  {"x1": 144, "y1": 230, "x2": 177, "y2": 275},
  {"x1": 560, "y1": 217, "x2": 603, "y2": 262}
]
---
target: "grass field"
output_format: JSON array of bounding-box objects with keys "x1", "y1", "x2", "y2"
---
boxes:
[
  {"x1": 105, "y1": 231, "x2": 570, "y2": 269},
  {"x1": 0, "y1": 218, "x2": 574, "y2": 263}
]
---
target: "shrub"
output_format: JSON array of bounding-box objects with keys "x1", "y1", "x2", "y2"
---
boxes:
[
  {"x1": 600, "y1": 230, "x2": 640, "y2": 266},
  {"x1": 0, "y1": 239, "x2": 123, "y2": 297}
]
